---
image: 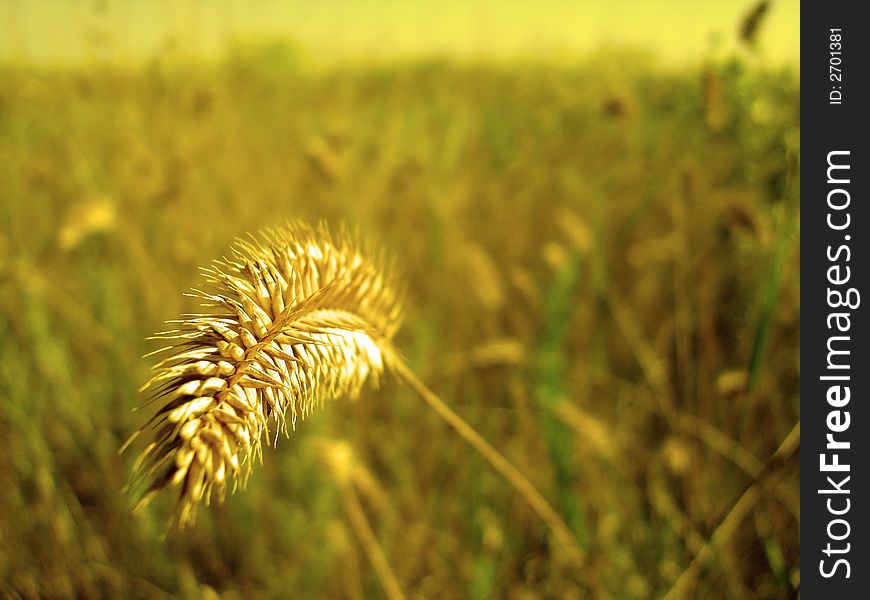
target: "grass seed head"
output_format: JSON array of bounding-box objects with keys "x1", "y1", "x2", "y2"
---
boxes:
[{"x1": 128, "y1": 222, "x2": 402, "y2": 527}]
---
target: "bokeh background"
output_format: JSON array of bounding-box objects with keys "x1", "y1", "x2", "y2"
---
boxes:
[{"x1": 0, "y1": 1, "x2": 799, "y2": 598}]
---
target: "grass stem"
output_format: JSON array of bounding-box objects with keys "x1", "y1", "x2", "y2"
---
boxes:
[
  {"x1": 337, "y1": 476, "x2": 405, "y2": 600},
  {"x1": 393, "y1": 356, "x2": 585, "y2": 565}
]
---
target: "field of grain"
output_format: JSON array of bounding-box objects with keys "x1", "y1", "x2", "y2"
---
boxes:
[{"x1": 0, "y1": 39, "x2": 799, "y2": 599}]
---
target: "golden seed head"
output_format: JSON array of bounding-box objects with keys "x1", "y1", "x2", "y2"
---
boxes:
[{"x1": 128, "y1": 222, "x2": 402, "y2": 527}]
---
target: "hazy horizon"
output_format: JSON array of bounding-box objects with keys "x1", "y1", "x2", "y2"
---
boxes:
[{"x1": 2, "y1": 0, "x2": 799, "y2": 67}]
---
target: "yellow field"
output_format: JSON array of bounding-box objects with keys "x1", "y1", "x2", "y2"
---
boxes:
[{"x1": 0, "y1": 40, "x2": 799, "y2": 599}]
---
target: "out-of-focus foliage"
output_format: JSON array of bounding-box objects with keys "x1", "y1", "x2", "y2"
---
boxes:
[{"x1": 0, "y1": 43, "x2": 798, "y2": 599}]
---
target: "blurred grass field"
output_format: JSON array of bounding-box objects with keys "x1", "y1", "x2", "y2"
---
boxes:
[{"x1": 0, "y1": 31, "x2": 799, "y2": 600}]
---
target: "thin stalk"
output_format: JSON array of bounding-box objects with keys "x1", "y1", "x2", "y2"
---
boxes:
[
  {"x1": 392, "y1": 357, "x2": 585, "y2": 565},
  {"x1": 337, "y1": 476, "x2": 405, "y2": 600},
  {"x1": 661, "y1": 421, "x2": 800, "y2": 600}
]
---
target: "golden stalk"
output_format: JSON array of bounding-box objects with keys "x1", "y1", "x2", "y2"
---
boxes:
[
  {"x1": 126, "y1": 221, "x2": 582, "y2": 565},
  {"x1": 392, "y1": 358, "x2": 585, "y2": 564}
]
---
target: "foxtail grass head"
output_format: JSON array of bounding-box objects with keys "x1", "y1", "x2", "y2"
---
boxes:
[{"x1": 127, "y1": 222, "x2": 402, "y2": 527}]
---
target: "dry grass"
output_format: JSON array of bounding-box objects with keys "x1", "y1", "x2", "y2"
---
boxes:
[
  {"x1": 126, "y1": 223, "x2": 402, "y2": 526},
  {"x1": 127, "y1": 222, "x2": 584, "y2": 586},
  {"x1": 0, "y1": 48, "x2": 799, "y2": 598}
]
